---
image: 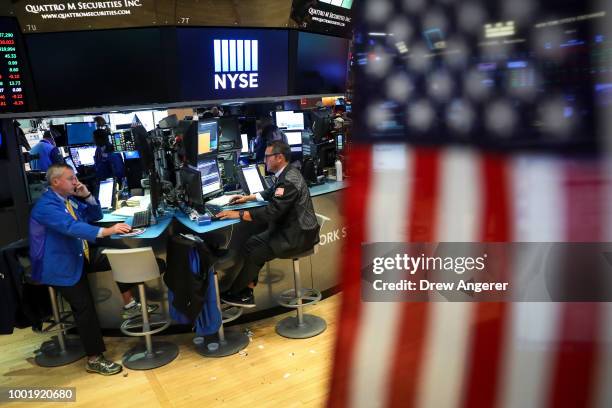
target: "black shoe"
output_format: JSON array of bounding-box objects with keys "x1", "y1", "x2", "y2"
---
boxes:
[
  {"x1": 86, "y1": 355, "x2": 123, "y2": 376},
  {"x1": 221, "y1": 289, "x2": 255, "y2": 308}
]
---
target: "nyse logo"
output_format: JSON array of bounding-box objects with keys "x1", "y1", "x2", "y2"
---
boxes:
[{"x1": 214, "y1": 39, "x2": 259, "y2": 90}]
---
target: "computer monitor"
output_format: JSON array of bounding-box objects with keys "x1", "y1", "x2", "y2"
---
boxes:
[
  {"x1": 65, "y1": 156, "x2": 78, "y2": 174},
  {"x1": 50, "y1": 124, "x2": 67, "y2": 147},
  {"x1": 197, "y1": 157, "x2": 222, "y2": 199},
  {"x1": 69, "y1": 145, "x2": 97, "y2": 167},
  {"x1": 197, "y1": 120, "x2": 219, "y2": 157},
  {"x1": 116, "y1": 123, "x2": 132, "y2": 130},
  {"x1": 218, "y1": 117, "x2": 242, "y2": 151},
  {"x1": 180, "y1": 165, "x2": 204, "y2": 208},
  {"x1": 97, "y1": 178, "x2": 115, "y2": 210},
  {"x1": 285, "y1": 130, "x2": 302, "y2": 146},
  {"x1": 241, "y1": 134, "x2": 249, "y2": 153},
  {"x1": 238, "y1": 164, "x2": 266, "y2": 195},
  {"x1": 66, "y1": 122, "x2": 96, "y2": 145},
  {"x1": 132, "y1": 126, "x2": 155, "y2": 171},
  {"x1": 123, "y1": 150, "x2": 140, "y2": 160},
  {"x1": 336, "y1": 134, "x2": 344, "y2": 151},
  {"x1": 275, "y1": 111, "x2": 305, "y2": 131}
]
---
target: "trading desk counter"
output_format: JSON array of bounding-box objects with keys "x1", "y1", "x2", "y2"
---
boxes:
[{"x1": 91, "y1": 180, "x2": 346, "y2": 329}]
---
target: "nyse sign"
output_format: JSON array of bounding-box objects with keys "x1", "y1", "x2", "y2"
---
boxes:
[{"x1": 213, "y1": 39, "x2": 259, "y2": 90}]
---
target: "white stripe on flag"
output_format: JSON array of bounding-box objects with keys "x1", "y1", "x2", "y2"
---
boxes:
[
  {"x1": 221, "y1": 40, "x2": 229, "y2": 72},
  {"x1": 510, "y1": 155, "x2": 565, "y2": 241},
  {"x1": 416, "y1": 147, "x2": 481, "y2": 408},
  {"x1": 435, "y1": 147, "x2": 482, "y2": 241},
  {"x1": 237, "y1": 40, "x2": 244, "y2": 71},
  {"x1": 416, "y1": 303, "x2": 474, "y2": 408},
  {"x1": 214, "y1": 40, "x2": 221, "y2": 73},
  {"x1": 245, "y1": 40, "x2": 251, "y2": 71},
  {"x1": 498, "y1": 303, "x2": 560, "y2": 408},
  {"x1": 252, "y1": 40, "x2": 258, "y2": 71},
  {"x1": 349, "y1": 144, "x2": 412, "y2": 408}
]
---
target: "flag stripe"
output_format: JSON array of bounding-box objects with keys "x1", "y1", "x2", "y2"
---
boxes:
[
  {"x1": 327, "y1": 145, "x2": 372, "y2": 408},
  {"x1": 349, "y1": 145, "x2": 413, "y2": 408},
  {"x1": 388, "y1": 148, "x2": 440, "y2": 408},
  {"x1": 461, "y1": 155, "x2": 511, "y2": 408}
]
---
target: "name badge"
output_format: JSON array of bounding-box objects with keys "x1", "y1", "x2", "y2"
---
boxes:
[{"x1": 274, "y1": 187, "x2": 284, "y2": 197}]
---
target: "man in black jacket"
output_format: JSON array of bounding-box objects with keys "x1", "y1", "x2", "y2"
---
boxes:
[{"x1": 216, "y1": 141, "x2": 320, "y2": 307}]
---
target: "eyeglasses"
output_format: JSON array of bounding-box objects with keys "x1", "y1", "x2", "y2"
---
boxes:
[{"x1": 264, "y1": 153, "x2": 280, "y2": 159}]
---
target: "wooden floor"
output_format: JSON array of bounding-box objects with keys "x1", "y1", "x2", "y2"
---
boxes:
[{"x1": 0, "y1": 294, "x2": 341, "y2": 407}]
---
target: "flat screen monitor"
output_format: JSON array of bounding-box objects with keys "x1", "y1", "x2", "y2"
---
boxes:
[
  {"x1": 218, "y1": 117, "x2": 241, "y2": 151},
  {"x1": 65, "y1": 156, "x2": 78, "y2": 174},
  {"x1": 123, "y1": 151, "x2": 140, "y2": 160},
  {"x1": 241, "y1": 134, "x2": 249, "y2": 153},
  {"x1": 69, "y1": 145, "x2": 97, "y2": 167},
  {"x1": 275, "y1": 111, "x2": 305, "y2": 131},
  {"x1": 197, "y1": 157, "x2": 222, "y2": 198},
  {"x1": 66, "y1": 122, "x2": 96, "y2": 145},
  {"x1": 336, "y1": 134, "x2": 344, "y2": 151},
  {"x1": 285, "y1": 130, "x2": 303, "y2": 146},
  {"x1": 97, "y1": 178, "x2": 115, "y2": 209},
  {"x1": 180, "y1": 165, "x2": 204, "y2": 208},
  {"x1": 238, "y1": 164, "x2": 266, "y2": 195},
  {"x1": 197, "y1": 120, "x2": 218, "y2": 156}
]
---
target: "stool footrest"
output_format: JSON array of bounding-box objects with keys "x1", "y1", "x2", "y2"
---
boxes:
[
  {"x1": 277, "y1": 288, "x2": 322, "y2": 308},
  {"x1": 120, "y1": 314, "x2": 171, "y2": 337},
  {"x1": 221, "y1": 304, "x2": 243, "y2": 324}
]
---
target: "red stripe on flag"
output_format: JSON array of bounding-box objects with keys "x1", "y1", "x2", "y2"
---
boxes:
[
  {"x1": 461, "y1": 154, "x2": 511, "y2": 408},
  {"x1": 387, "y1": 148, "x2": 440, "y2": 408},
  {"x1": 327, "y1": 145, "x2": 372, "y2": 408},
  {"x1": 546, "y1": 161, "x2": 604, "y2": 408}
]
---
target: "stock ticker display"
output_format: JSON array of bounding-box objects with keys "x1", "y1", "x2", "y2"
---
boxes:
[
  {"x1": 0, "y1": 17, "x2": 28, "y2": 113},
  {"x1": 353, "y1": 0, "x2": 612, "y2": 152}
]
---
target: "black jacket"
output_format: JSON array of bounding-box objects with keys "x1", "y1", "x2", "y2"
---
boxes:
[
  {"x1": 1, "y1": 240, "x2": 51, "y2": 334},
  {"x1": 250, "y1": 165, "x2": 320, "y2": 256},
  {"x1": 164, "y1": 235, "x2": 218, "y2": 321}
]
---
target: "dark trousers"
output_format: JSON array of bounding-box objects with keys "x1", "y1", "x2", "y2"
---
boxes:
[
  {"x1": 53, "y1": 271, "x2": 106, "y2": 356},
  {"x1": 86, "y1": 246, "x2": 133, "y2": 294},
  {"x1": 229, "y1": 230, "x2": 276, "y2": 293}
]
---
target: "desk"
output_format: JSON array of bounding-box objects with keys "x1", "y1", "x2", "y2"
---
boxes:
[
  {"x1": 98, "y1": 210, "x2": 174, "y2": 239},
  {"x1": 173, "y1": 201, "x2": 266, "y2": 234}
]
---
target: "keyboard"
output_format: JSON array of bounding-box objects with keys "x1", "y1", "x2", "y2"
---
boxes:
[
  {"x1": 205, "y1": 204, "x2": 223, "y2": 218},
  {"x1": 132, "y1": 209, "x2": 151, "y2": 229},
  {"x1": 206, "y1": 195, "x2": 233, "y2": 207}
]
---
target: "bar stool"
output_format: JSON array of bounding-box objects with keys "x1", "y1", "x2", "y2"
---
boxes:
[
  {"x1": 102, "y1": 247, "x2": 178, "y2": 370},
  {"x1": 275, "y1": 246, "x2": 326, "y2": 339},
  {"x1": 35, "y1": 286, "x2": 85, "y2": 367},
  {"x1": 195, "y1": 250, "x2": 249, "y2": 357}
]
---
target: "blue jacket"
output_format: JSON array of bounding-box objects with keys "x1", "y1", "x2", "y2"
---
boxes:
[
  {"x1": 29, "y1": 189, "x2": 103, "y2": 286},
  {"x1": 94, "y1": 144, "x2": 125, "y2": 180},
  {"x1": 30, "y1": 139, "x2": 62, "y2": 171}
]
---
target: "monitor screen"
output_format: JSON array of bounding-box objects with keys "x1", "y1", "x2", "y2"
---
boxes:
[
  {"x1": 65, "y1": 156, "x2": 78, "y2": 174},
  {"x1": 180, "y1": 165, "x2": 204, "y2": 207},
  {"x1": 336, "y1": 134, "x2": 343, "y2": 150},
  {"x1": 69, "y1": 145, "x2": 96, "y2": 167},
  {"x1": 197, "y1": 120, "x2": 218, "y2": 156},
  {"x1": 197, "y1": 157, "x2": 222, "y2": 197},
  {"x1": 285, "y1": 130, "x2": 303, "y2": 146},
  {"x1": 241, "y1": 134, "x2": 249, "y2": 153},
  {"x1": 97, "y1": 178, "x2": 115, "y2": 209},
  {"x1": 275, "y1": 111, "x2": 305, "y2": 130},
  {"x1": 123, "y1": 151, "x2": 140, "y2": 160},
  {"x1": 66, "y1": 122, "x2": 96, "y2": 145},
  {"x1": 241, "y1": 165, "x2": 265, "y2": 194}
]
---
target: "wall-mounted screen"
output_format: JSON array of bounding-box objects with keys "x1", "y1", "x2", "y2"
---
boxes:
[
  {"x1": 0, "y1": 17, "x2": 31, "y2": 114},
  {"x1": 177, "y1": 27, "x2": 289, "y2": 101}
]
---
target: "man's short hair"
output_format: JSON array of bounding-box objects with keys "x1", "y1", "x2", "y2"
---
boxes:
[
  {"x1": 266, "y1": 140, "x2": 291, "y2": 162},
  {"x1": 42, "y1": 130, "x2": 54, "y2": 140},
  {"x1": 46, "y1": 163, "x2": 72, "y2": 184}
]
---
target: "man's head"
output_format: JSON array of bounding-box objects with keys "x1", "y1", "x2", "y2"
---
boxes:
[
  {"x1": 264, "y1": 140, "x2": 290, "y2": 173},
  {"x1": 47, "y1": 163, "x2": 78, "y2": 196},
  {"x1": 42, "y1": 130, "x2": 56, "y2": 146}
]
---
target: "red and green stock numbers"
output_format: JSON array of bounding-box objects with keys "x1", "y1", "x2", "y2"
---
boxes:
[{"x1": 0, "y1": 31, "x2": 24, "y2": 109}]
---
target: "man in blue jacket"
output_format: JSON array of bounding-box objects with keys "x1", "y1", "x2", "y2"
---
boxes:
[
  {"x1": 29, "y1": 131, "x2": 63, "y2": 171},
  {"x1": 29, "y1": 163, "x2": 131, "y2": 375}
]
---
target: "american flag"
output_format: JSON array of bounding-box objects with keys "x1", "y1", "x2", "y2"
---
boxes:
[{"x1": 328, "y1": 0, "x2": 612, "y2": 406}]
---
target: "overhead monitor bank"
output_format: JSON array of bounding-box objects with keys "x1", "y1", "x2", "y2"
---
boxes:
[{"x1": 0, "y1": 22, "x2": 348, "y2": 116}]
